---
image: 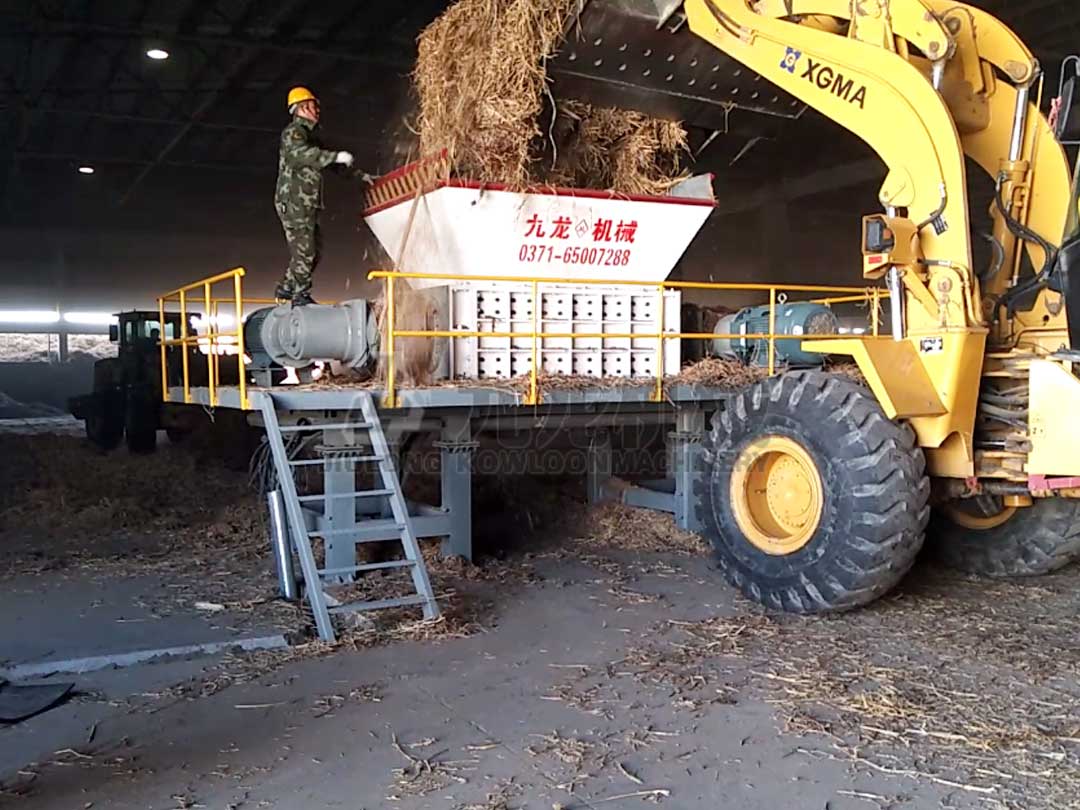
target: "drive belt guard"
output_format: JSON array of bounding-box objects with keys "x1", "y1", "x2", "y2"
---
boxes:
[{"x1": 548, "y1": 0, "x2": 805, "y2": 130}]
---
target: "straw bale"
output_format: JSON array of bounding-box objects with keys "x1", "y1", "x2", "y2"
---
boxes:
[{"x1": 414, "y1": 0, "x2": 689, "y2": 193}]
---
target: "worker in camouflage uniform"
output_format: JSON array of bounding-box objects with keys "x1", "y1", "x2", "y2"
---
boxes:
[{"x1": 274, "y1": 86, "x2": 355, "y2": 305}]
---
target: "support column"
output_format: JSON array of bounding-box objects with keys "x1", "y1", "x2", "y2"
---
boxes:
[
  {"x1": 57, "y1": 330, "x2": 69, "y2": 364},
  {"x1": 671, "y1": 407, "x2": 707, "y2": 532},
  {"x1": 321, "y1": 427, "x2": 359, "y2": 580},
  {"x1": 586, "y1": 428, "x2": 613, "y2": 504},
  {"x1": 436, "y1": 415, "x2": 476, "y2": 560}
]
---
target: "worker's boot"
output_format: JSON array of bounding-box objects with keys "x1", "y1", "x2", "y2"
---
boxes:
[
  {"x1": 274, "y1": 282, "x2": 293, "y2": 303},
  {"x1": 291, "y1": 289, "x2": 317, "y2": 307}
]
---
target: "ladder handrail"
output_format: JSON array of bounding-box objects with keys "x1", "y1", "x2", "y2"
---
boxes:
[
  {"x1": 257, "y1": 392, "x2": 335, "y2": 641},
  {"x1": 257, "y1": 389, "x2": 439, "y2": 642}
]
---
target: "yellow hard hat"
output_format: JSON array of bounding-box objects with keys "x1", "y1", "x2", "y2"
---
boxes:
[{"x1": 286, "y1": 86, "x2": 317, "y2": 110}]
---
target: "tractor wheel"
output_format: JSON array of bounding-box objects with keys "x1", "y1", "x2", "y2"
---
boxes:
[
  {"x1": 933, "y1": 497, "x2": 1080, "y2": 577},
  {"x1": 124, "y1": 390, "x2": 158, "y2": 454},
  {"x1": 86, "y1": 407, "x2": 123, "y2": 451},
  {"x1": 695, "y1": 371, "x2": 930, "y2": 613},
  {"x1": 165, "y1": 427, "x2": 190, "y2": 445}
]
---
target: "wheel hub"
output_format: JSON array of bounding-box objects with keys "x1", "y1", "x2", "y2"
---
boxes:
[
  {"x1": 730, "y1": 435, "x2": 824, "y2": 556},
  {"x1": 943, "y1": 496, "x2": 1017, "y2": 531}
]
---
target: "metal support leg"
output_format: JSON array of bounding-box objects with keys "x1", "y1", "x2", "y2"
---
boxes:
[
  {"x1": 322, "y1": 428, "x2": 359, "y2": 580},
  {"x1": 267, "y1": 490, "x2": 298, "y2": 601},
  {"x1": 672, "y1": 407, "x2": 706, "y2": 532},
  {"x1": 436, "y1": 415, "x2": 476, "y2": 561},
  {"x1": 586, "y1": 429, "x2": 614, "y2": 504}
]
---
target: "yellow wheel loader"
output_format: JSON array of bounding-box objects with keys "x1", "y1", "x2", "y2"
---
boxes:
[{"x1": 553, "y1": 0, "x2": 1080, "y2": 611}]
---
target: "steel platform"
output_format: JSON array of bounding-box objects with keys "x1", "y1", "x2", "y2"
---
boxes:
[
  {"x1": 169, "y1": 382, "x2": 731, "y2": 564},
  {"x1": 166, "y1": 381, "x2": 736, "y2": 412}
]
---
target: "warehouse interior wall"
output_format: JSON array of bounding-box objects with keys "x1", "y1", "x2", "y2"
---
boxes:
[{"x1": 0, "y1": 175, "x2": 878, "y2": 314}]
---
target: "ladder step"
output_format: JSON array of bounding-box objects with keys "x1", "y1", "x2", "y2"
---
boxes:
[
  {"x1": 327, "y1": 594, "x2": 432, "y2": 615},
  {"x1": 319, "y1": 560, "x2": 415, "y2": 577},
  {"x1": 260, "y1": 390, "x2": 439, "y2": 644},
  {"x1": 278, "y1": 422, "x2": 374, "y2": 432},
  {"x1": 307, "y1": 525, "x2": 406, "y2": 538},
  {"x1": 289, "y1": 455, "x2": 383, "y2": 467},
  {"x1": 297, "y1": 489, "x2": 393, "y2": 503}
]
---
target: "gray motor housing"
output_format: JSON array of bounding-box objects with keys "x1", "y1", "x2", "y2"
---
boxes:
[
  {"x1": 712, "y1": 302, "x2": 839, "y2": 367},
  {"x1": 245, "y1": 299, "x2": 380, "y2": 374}
]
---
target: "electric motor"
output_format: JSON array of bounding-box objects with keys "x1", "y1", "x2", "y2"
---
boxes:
[
  {"x1": 711, "y1": 302, "x2": 839, "y2": 367},
  {"x1": 244, "y1": 299, "x2": 380, "y2": 374}
]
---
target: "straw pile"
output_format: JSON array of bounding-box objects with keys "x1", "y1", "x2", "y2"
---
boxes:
[
  {"x1": 414, "y1": 0, "x2": 689, "y2": 193},
  {"x1": 374, "y1": 283, "x2": 443, "y2": 387},
  {"x1": 547, "y1": 100, "x2": 689, "y2": 196}
]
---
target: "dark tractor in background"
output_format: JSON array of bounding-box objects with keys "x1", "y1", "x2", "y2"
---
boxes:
[
  {"x1": 69, "y1": 311, "x2": 177, "y2": 453},
  {"x1": 69, "y1": 311, "x2": 257, "y2": 466}
]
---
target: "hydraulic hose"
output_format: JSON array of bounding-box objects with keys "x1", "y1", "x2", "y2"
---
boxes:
[{"x1": 993, "y1": 172, "x2": 1060, "y2": 319}]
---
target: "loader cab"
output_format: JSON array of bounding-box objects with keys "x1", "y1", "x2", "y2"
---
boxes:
[
  {"x1": 1050, "y1": 56, "x2": 1080, "y2": 348},
  {"x1": 109, "y1": 311, "x2": 181, "y2": 354},
  {"x1": 108, "y1": 311, "x2": 189, "y2": 387},
  {"x1": 1052, "y1": 56, "x2": 1080, "y2": 231},
  {"x1": 1054, "y1": 56, "x2": 1080, "y2": 151}
]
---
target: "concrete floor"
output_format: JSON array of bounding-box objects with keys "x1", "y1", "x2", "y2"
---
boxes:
[
  {"x1": 2, "y1": 427, "x2": 1078, "y2": 810},
  {"x1": 4, "y1": 545, "x2": 1077, "y2": 810},
  {"x1": 0, "y1": 556, "x2": 938, "y2": 809}
]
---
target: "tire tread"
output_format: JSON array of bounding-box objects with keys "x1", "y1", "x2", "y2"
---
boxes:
[{"x1": 695, "y1": 371, "x2": 928, "y2": 613}]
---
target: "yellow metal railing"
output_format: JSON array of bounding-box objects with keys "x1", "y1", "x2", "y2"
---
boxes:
[
  {"x1": 369, "y1": 270, "x2": 888, "y2": 408},
  {"x1": 157, "y1": 266, "x2": 270, "y2": 410}
]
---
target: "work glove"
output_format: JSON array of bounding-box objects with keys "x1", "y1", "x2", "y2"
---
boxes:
[{"x1": 335, "y1": 151, "x2": 354, "y2": 168}]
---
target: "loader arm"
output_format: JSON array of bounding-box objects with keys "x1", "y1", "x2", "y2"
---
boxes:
[
  {"x1": 686, "y1": 0, "x2": 974, "y2": 277},
  {"x1": 751, "y1": 0, "x2": 953, "y2": 58},
  {"x1": 685, "y1": 0, "x2": 989, "y2": 473},
  {"x1": 754, "y1": 0, "x2": 1074, "y2": 316},
  {"x1": 923, "y1": 0, "x2": 1073, "y2": 328},
  {"x1": 553, "y1": 0, "x2": 995, "y2": 473}
]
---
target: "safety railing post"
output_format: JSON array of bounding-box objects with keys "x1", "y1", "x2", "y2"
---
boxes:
[
  {"x1": 158, "y1": 297, "x2": 168, "y2": 403},
  {"x1": 179, "y1": 290, "x2": 191, "y2": 404},
  {"x1": 204, "y1": 282, "x2": 216, "y2": 407},
  {"x1": 653, "y1": 284, "x2": 666, "y2": 403},
  {"x1": 384, "y1": 274, "x2": 397, "y2": 408},
  {"x1": 871, "y1": 288, "x2": 881, "y2": 337},
  {"x1": 528, "y1": 280, "x2": 540, "y2": 405},
  {"x1": 234, "y1": 269, "x2": 247, "y2": 409},
  {"x1": 768, "y1": 287, "x2": 777, "y2": 376}
]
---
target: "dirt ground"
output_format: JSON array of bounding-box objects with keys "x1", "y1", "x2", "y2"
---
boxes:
[{"x1": 1, "y1": 433, "x2": 1079, "y2": 810}]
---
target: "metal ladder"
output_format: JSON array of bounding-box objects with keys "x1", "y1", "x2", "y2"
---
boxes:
[{"x1": 256, "y1": 391, "x2": 439, "y2": 642}]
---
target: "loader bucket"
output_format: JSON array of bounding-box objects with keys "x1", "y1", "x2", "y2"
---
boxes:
[{"x1": 548, "y1": 0, "x2": 804, "y2": 130}]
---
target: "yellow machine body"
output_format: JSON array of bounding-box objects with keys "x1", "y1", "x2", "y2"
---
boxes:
[{"x1": 678, "y1": 0, "x2": 1080, "y2": 495}]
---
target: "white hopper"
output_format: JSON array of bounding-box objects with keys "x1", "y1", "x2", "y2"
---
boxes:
[{"x1": 361, "y1": 155, "x2": 716, "y2": 289}]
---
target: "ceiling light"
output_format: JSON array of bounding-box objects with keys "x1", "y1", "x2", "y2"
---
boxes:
[
  {"x1": 146, "y1": 48, "x2": 170, "y2": 61},
  {"x1": 63, "y1": 312, "x2": 118, "y2": 326},
  {"x1": 77, "y1": 165, "x2": 94, "y2": 175},
  {"x1": 0, "y1": 310, "x2": 61, "y2": 324}
]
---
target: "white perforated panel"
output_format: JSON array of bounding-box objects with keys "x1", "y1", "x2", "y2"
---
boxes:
[{"x1": 450, "y1": 284, "x2": 680, "y2": 381}]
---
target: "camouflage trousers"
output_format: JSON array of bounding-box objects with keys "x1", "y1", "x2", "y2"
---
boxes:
[{"x1": 277, "y1": 205, "x2": 322, "y2": 295}]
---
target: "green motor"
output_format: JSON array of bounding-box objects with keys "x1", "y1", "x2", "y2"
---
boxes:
[{"x1": 712, "y1": 302, "x2": 839, "y2": 367}]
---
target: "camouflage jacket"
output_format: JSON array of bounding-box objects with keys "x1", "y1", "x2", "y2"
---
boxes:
[{"x1": 274, "y1": 116, "x2": 337, "y2": 215}]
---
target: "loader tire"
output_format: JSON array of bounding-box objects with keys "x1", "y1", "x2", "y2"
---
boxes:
[
  {"x1": 124, "y1": 389, "x2": 158, "y2": 454},
  {"x1": 86, "y1": 412, "x2": 123, "y2": 451},
  {"x1": 86, "y1": 391, "x2": 124, "y2": 452},
  {"x1": 933, "y1": 497, "x2": 1080, "y2": 577},
  {"x1": 166, "y1": 427, "x2": 190, "y2": 444},
  {"x1": 695, "y1": 371, "x2": 929, "y2": 613}
]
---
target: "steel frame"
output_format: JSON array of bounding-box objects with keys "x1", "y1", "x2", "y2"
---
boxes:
[{"x1": 204, "y1": 382, "x2": 731, "y2": 561}]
